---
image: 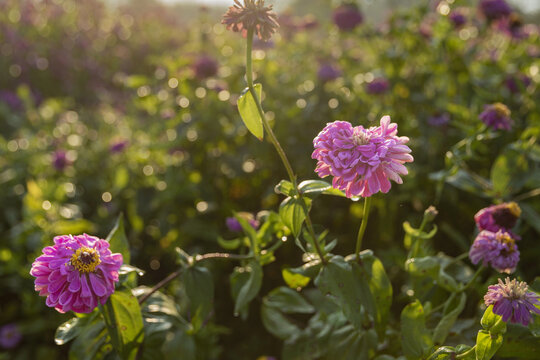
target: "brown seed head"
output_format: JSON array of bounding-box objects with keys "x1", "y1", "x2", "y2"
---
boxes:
[{"x1": 222, "y1": 0, "x2": 279, "y2": 41}]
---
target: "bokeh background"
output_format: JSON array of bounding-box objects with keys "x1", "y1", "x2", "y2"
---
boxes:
[{"x1": 1, "y1": 0, "x2": 539, "y2": 358}]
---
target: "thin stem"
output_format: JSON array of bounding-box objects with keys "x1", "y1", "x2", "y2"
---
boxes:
[
  {"x1": 514, "y1": 187, "x2": 540, "y2": 202},
  {"x1": 195, "y1": 252, "x2": 254, "y2": 261},
  {"x1": 459, "y1": 266, "x2": 484, "y2": 293},
  {"x1": 445, "y1": 252, "x2": 469, "y2": 267},
  {"x1": 456, "y1": 345, "x2": 475, "y2": 359},
  {"x1": 355, "y1": 197, "x2": 372, "y2": 261},
  {"x1": 245, "y1": 28, "x2": 326, "y2": 264},
  {"x1": 138, "y1": 269, "x2": 182, "y2": 305}
]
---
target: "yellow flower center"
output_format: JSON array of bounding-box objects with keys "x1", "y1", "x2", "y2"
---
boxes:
[
  {"x1": 71, "y1": 247, "x2": 101, "y2": 273},
  {"x1": 493, "y1": 102, "x2": 511, "y2": 117},
  {"x1": 507, "y1": 202, "x2": 521, "y2": 218},
  {"x1": 497, "y1": 233, "x2": 516, "y2": 253}
]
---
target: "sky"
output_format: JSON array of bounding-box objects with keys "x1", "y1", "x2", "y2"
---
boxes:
[{"x1": 159, "y1": 0, "x2": 540, "y2": 13}]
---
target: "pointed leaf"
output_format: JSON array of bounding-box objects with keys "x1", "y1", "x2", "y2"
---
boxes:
[
  {"x1": 237, "y1": 84, "x2": 264, "y2": 140},
  {"x1": 232, "y1": 261, "x2": 263, "y2": 316},
  {"x1": 400, "y1": 299, "x2": 433, "y2": 358},
  {"x1": 106, "y1": 214, "x2": 130, "y2": 264},
  {"x1": 279, "y1": 196, "x2": 311, "y2": 238},
  {"x1": 475, "y1": 330, "x2": 503, "y2": 360}
]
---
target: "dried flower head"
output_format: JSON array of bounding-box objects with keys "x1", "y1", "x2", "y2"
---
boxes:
[
  {"x1": 484, "y1": 277, "x2": 540, "y2": 326},
  {"x1": 479, "y1": 103, "x2": 513, "y2": 131},
  {"x1": 222, "y1": 0, "x2": 279, "y2": 41},
  {"x1": 469, "y1": 230, "x2": 519, "y2": 273},
  {"x1": 30, "y1": 234, "x2": 123, "y2": 313},
  {"x1": 312, "y1": 116, "x2": 413, "y2": 198},
  {"x1": 475, "y1": 202, "x2": 521, "y2": 233}
]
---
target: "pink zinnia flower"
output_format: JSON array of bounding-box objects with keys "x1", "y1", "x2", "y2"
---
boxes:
[
  {"x1": 469, "y1": 230, "x2": 519, "y2": 273},
  {"x1": 475, "y1": 202, "x2": 521, "y2": 233},
  {"x1": 312, "y1": 116, "x2": 413, "y2": 198},
  {"x1": 484, "y1": 277, "x2": 540, "y2": 326},
  {"x1": 30, "y1": 234, "x2": 123, "y2": 313}
]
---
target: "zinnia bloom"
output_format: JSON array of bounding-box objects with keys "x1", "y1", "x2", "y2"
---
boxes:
[
  {"x1": 366, "y1": 78, "x2": 390, "y2": 95},
  {"x1": 312, "y1": 116, "x2": 413, "y2": 198},
  {"x1": 479, "y1": 0, "x2": 512, "y2": 21},
  {"x1": 469, "y1": 230, "x2": 519, "y2": 273},
  {"x1": 30, "y1": 234, "x2": 123, "y2": 313},
  {"x1": 226, "y1": 212, "x2": 260, "y2": 232},
  {"x1": 475, "y1": 202, "x2": 521, "y2": 233},
  {"x1": 317, "y1": 64, "x2": 341, "y2": 83},
  {"x1": 193, "y1": 55, "x2": 219, "y2": 79},
  {"x1": 332, "y1": 4, "x2": 363, "y2": 31},
  {"x1": 479, "y1": 103, "x2": 513, "y2": 131},
  {"x1": 52, "y1": 150, "x2": 70, "y2": 171},
  {"x1": 0, "y1": 324, "x2": 22, "y2": 349},
  {"x1": 484, "y1": 277, "x2": 540, "y2": 326},
  {"x1": 222, "y1": 0, "x2": 279, "y2": 41}
]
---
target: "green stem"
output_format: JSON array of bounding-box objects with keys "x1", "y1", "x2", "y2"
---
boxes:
[
  {"x1": 245, "y1": 28, "x2": 326, "y2": 264},
  {"x1": 456, "y1": 345, "x2": 475, "y2": 359},
  {"x1": 195, "y1": 252, "x2": 255, "y2": 261},
  {"x1": 355, "y1": 197, "x2": 372, "y2": 261},
  {"x1": 459, "y1": 266, "x2": 484, "y2": 293}
]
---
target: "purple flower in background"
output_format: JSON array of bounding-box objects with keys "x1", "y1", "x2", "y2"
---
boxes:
[
  {"x1": 479, "y1": 103, "x2": 513, "y2": 131},
  {"x1": 301, "y1": 15, "x2": 319, "y2": 30},
  {"x1": 449, "y1": 10, "x2": 467, "y2": 28},
  {"x1": 110, "y1": 140, "x2": 128, "y2": 154},
  {"x1": 30, "y1": 234, "x2": 123, "y2": 313},
  {"x1": 52, "y1": 150, "x2": 70, "y2": 171},
  {"x1": 475, "y1": 202, "x2": 521, "y2": 233},
  {"x1": 469, "y1": 230, "x2": 519, "y2": 273},
  {"x1": 332, "y1": 4, "x2": 363, "y2": 31},
  {"x1": 428, "y1": 113, "x2": 450, "y2": 127},
  {"x1": 318, "y1": 64, "x2": 341, "y2": 83},
  {"x1": 366, "y1": 78, "x2": 390, "y2": 95},
  {"x1": 0, "y1": 324, "x2": 22, "y2": 349},
  {"x1": 193, "y1": 55, "x2": 218, "y2": 79},
  {"x1": 312, "y1": 116, "x2": 413, "y2": 198},
  {"x1": 479, "y1": 0, "x2": 512, "y2": 21},
  {"x1": 226, "y1": 212, "x2": 260, "y2": 232},
  {"x1": 505, "y1": 74, "x2": 531, "y2": 94},
  {"x1": 484, "y1": 277, "x2": 540, "y2": 326},
  {"x1": 0, "y1": 90, "x2": 22, "y2": 111}
]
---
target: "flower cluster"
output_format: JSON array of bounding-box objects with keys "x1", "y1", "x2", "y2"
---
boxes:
[
  {"x1": 312, "y1": 116, "x2": 413, "y2": 198},
  {"x1": 222, "y1": 0, "x2": 279, "y2": 41},
  {"x1": 479, "y1": 103, "x2": 513, "y2": 131},
  {"x1": 30, "y1": 234, "x2": 123, "y2": 313},
  {"x1": 484, "y1": 277, "x2": 540, "y2": 326}
]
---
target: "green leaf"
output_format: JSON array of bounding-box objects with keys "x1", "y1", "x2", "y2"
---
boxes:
[
  {"x1": 520, "y1": 203, "x2": 540, "y2": 235},
  {"x1": 498, "y1": 323, "x2": 540, "y2": 358},
  {"x1": 480, "y1": 305, "x2": 506, "y2": 335},
  {"x1": 282, "y1": 268, "x2": 311, "y2": 289},
  {"x1": 232, "y1": 261, "x2": 263, "y2": 316},
  {"x1": 263, "y1": 286, "x2": 314, "y2": 314},
  {"x1": 490, "y1": 148, "x2": 529, "y2": 197},
  {"x1": 182, "y1": 265, "x2": 214, "y2": 326},
  {"x1": 260, "y1": 304, "x2": 300, "y2": 340},
  {"x1": 217, "y1": 236, "x2": 242, "y2": 250},
  {"x1": 427, "y1": 346, "x2": 456, "y2": 360},
  {"x1": 162, "y1": 328, "x2": 196, "y2": 360},
  {"x1": 279, "y1": 196, "x2": 311, "y2": 238},
  {"x1": 106, "y1": 214, "x2": 130, "y2": 264},
  {"x1": 475, "y1": 330, "x2": 503, "y2": 360},
  {"x1": 400, "y1": 299, "x2": 433, "y2": 359},
  {"x1": 432, "y1": 293, "x2": 466, "y2": 344},
  {"x1": 314, "y1": 256, "x2": 364, "y2": 328},
  {"x1": 237, "y1": 84, "x2": 264, "y2": 140},
  {"x1": 55, "y1": 317, "x2": 82, "y2": 345},
  {"x1": 405, "y1": 256, "x2": 440, "y2": 278},
  {"x1": 346, "y1": 251, "x2": 393, "y2": 338},
  {"x1": 101, "y1": 290, "x2": 144, "y2": 360},
  {"x1": 275, "y1": 180, "x2": 296, "y2": 196},
  {"x1": 298, "y1": 180, "x2": 331, "y2": 195},
  {"x1": 68, "y1": 314, "x2": 109, "y2": 360}
]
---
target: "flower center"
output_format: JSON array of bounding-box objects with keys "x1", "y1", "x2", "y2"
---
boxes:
[
  {"x1": 71, "y1": 247, "x2": 100, "y2": 273},
  {"x1": 503, "y1": 278, "x2": 528, "y2": 299},
  {"x1": 497, "y1": 233, "x2": 516, "y2": 254},
  {"x1": 493, "y1": 102, "x2": 511, "y2": 117},
  {"x1": 352, "y1": 129, "x2": 370, "y2": 146}
]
